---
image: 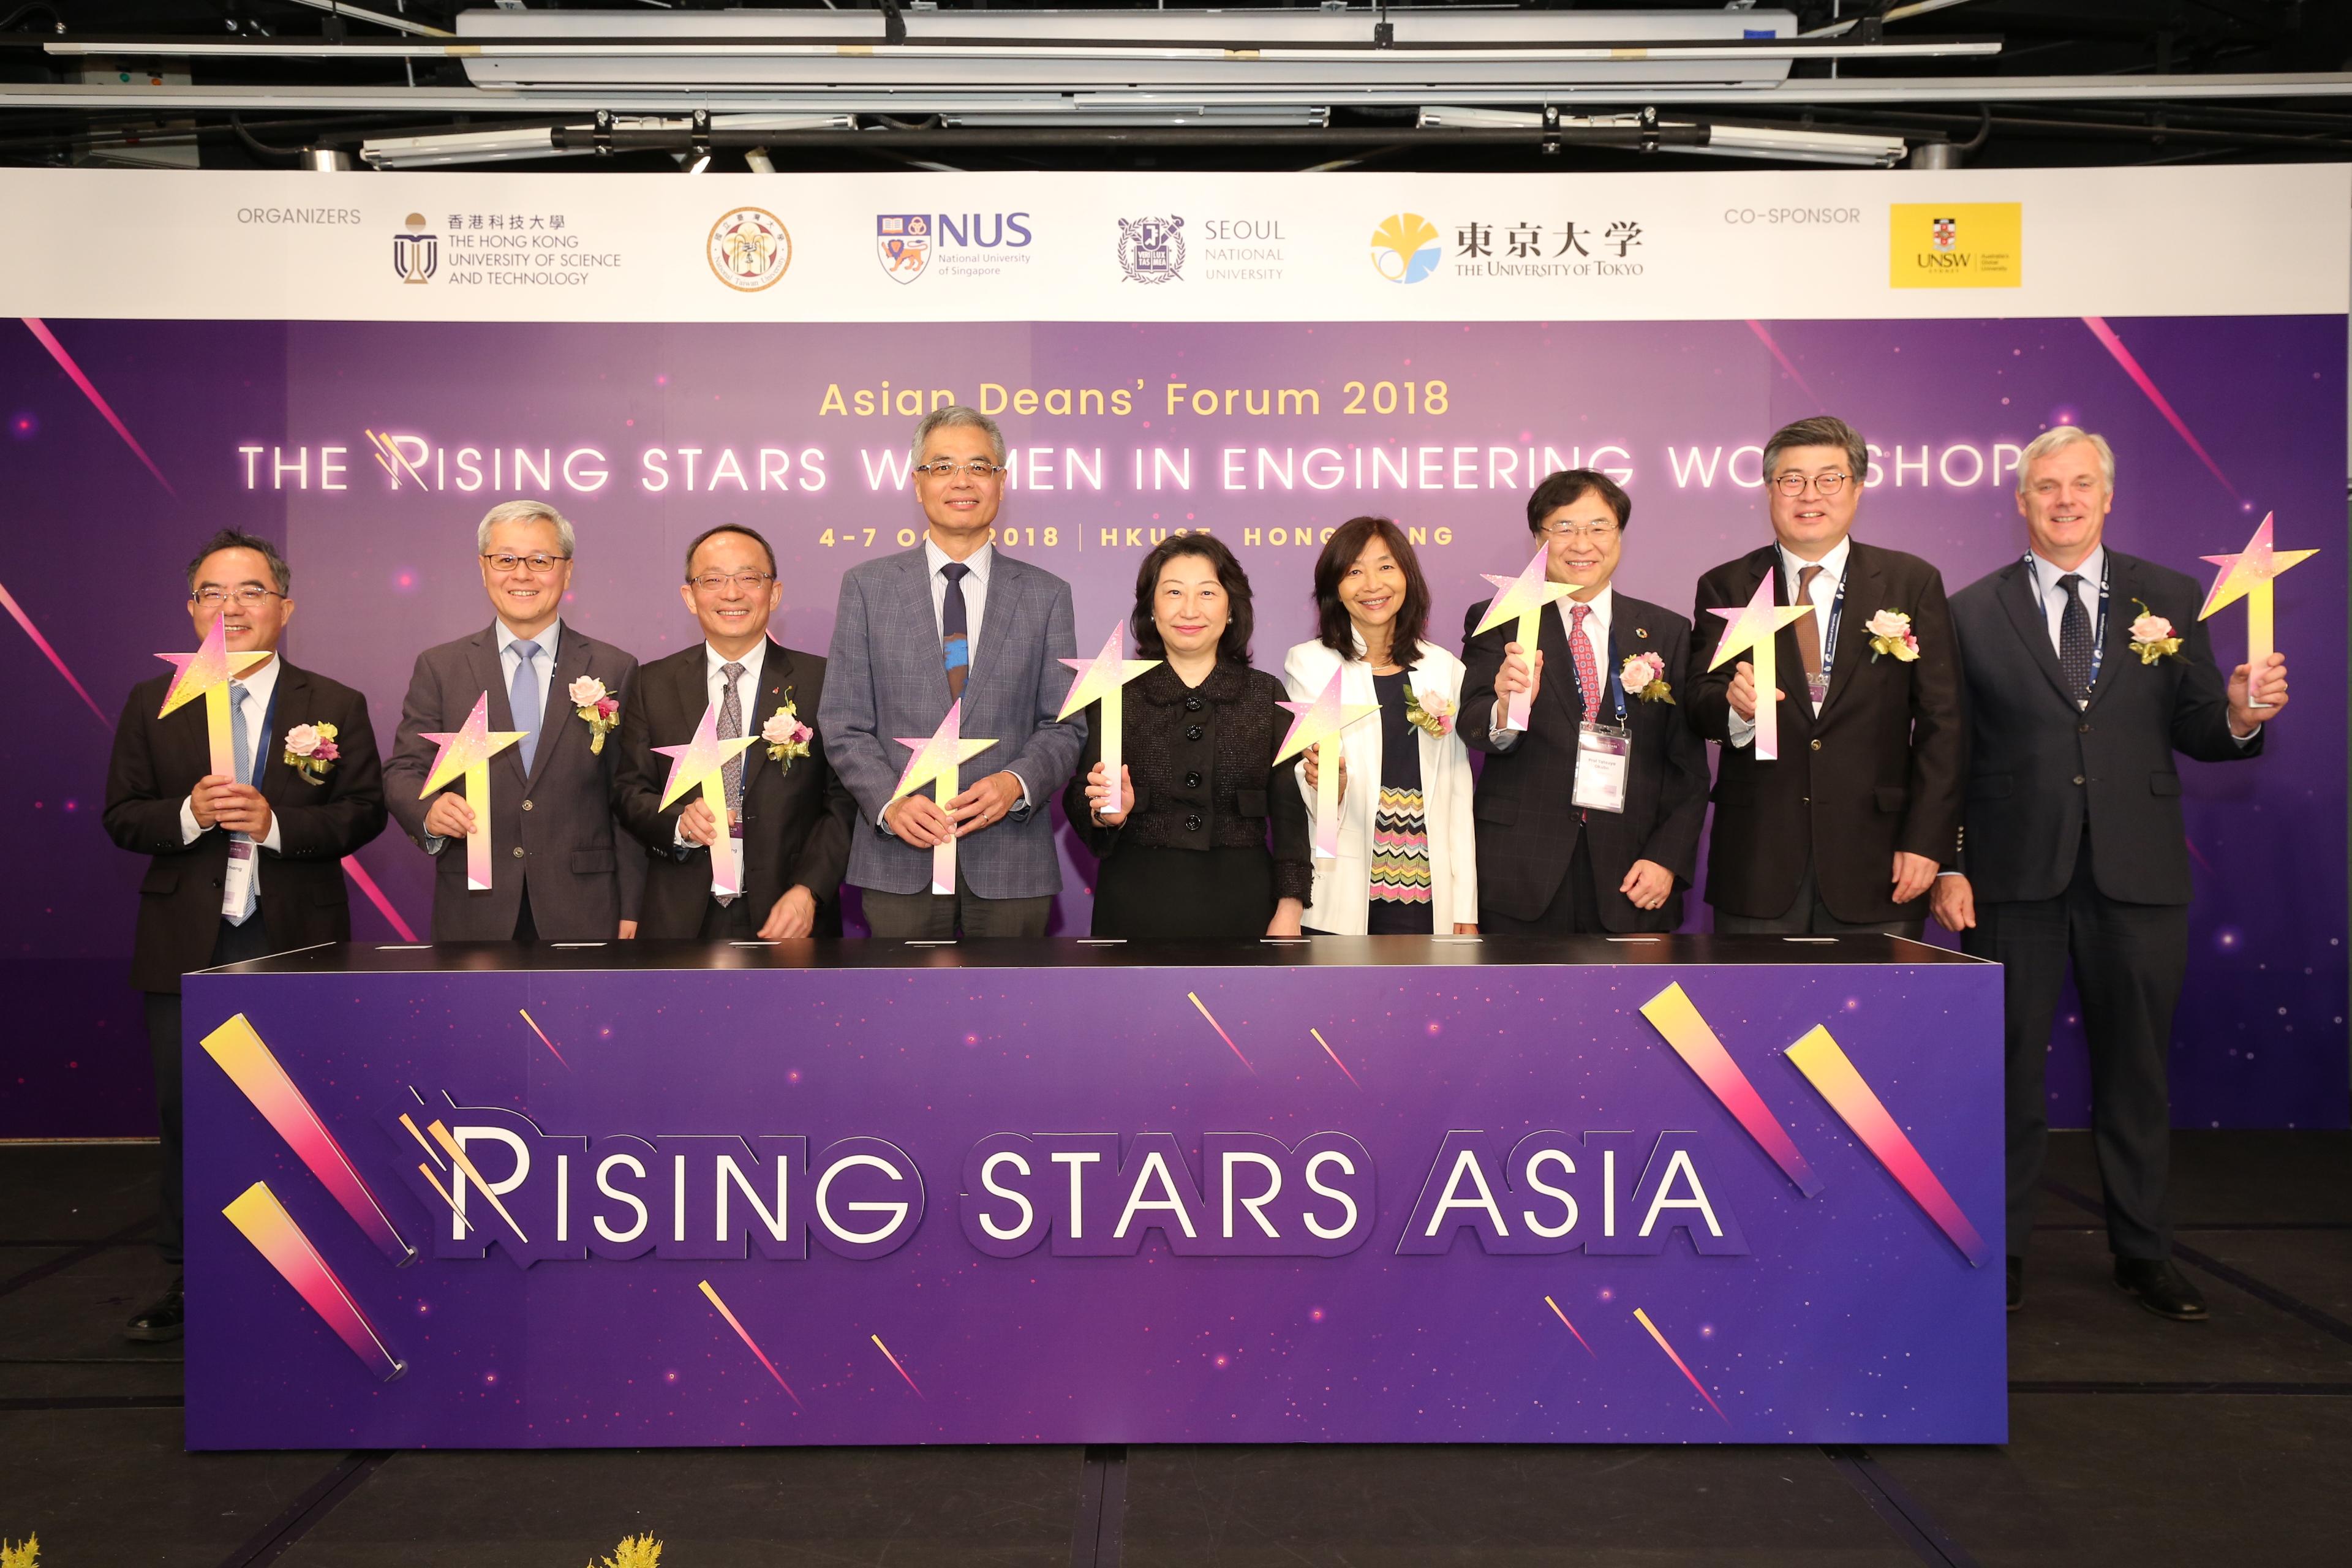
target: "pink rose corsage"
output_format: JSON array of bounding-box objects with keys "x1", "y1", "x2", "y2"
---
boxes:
[{"x1": 1619, "y1": 651, "x2": 1673, "y2": 703}]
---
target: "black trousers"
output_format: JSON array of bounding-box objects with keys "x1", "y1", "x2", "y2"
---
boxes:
[
  {"x1": 142, "y1": 911, "x2": 279, "y2": 1267},
  {"x1": 861, "y1": 869, "x2": 1052, "y2": 939},
  {"x1": 1964, "y1": 835, "x2": 2187, "y2": 1262},
  {"x1": 1482, "y1": 827, "x2": 1605, "y2": 937},
  {"x1": 1713, "y1": 853, "x2": 1926, "y2": 940},
  {"x1": 698, "y1": 895, "x2": 759, "y2": 940}
]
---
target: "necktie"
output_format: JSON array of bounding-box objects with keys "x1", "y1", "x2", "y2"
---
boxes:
[
  {"x1": 509, "y1": 639, "x2": 543, "y2": 774},
  {"x1": 227, "y1": 680, "x2": 258, "y2": 924},
  {"x1": 715, "y1": 661, "x2": 746, "y2": 907},
  {"x1": 2057, "y1": 573, "x2": 2095, "y2": 706},
  {"x1": 940, "y1": 562, "x2": 971, "y2": 701},
  {"x1": 1568, "y1": 604, "x2": 1601, "y2": 723},
  {"x1": 1792, "y1": 564, "x2": 1825, "y2": 707}
]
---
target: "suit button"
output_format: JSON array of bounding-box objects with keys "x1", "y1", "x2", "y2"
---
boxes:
[
  {"x1": 2073, "y1": 775, "x2": 2086, "y2": 786},
  {"x1": 1809, "y1": 739, "x2": 1822, "y2": 752},
  {"x1": 1184, "y1": 695, "x2": 1204, "y2": 713},
  {"x1": 2078, "y1": 723, "x2": 2090, "y2": 734},
  {"x1": 512, "y1": 846, "x2": 526, "y2": 859},
  {"x1": 1183, "y1": 813, "x2": 1204, "y2": 833},
  {"x1": 1185, "y1": 725, "x2": 1205, "y2": 742},
  {"x1": 521, "y1": 799, "x2": 533, "y2": 812},
  {"x1": 1185, "y1": 771, "x2": 1203, "y2": 789}
]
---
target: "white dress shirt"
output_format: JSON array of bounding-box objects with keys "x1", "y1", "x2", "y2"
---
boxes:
[
  {"x1": 2024, "y1": 546, "x2": 2104, "y2": 655},
  {"x1": 1728, "y1": 536, "x2": 1852, "y2": 748},
  {"x1": 675, "y1": 638, "x2": 769, "y2": 847},
  {"x1": 1488, "y1": 584, "x2": 1614, "y2": 748},
  {"x1": 178, "y1": 653, "x2": 286, "y2": 884}
]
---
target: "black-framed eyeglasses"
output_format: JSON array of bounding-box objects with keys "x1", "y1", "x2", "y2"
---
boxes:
[
  {"x1": 482, "y1": 551, "x2": 572, "y2": 574},
  {"x1": 189, "y1": 586, "x2": 284, "y2": 609},
  {"x1": 1771, "y1": 472, "x2": 1849, "y2": 497},
  {"x1": 689, "y1": 570, "x2": 776, "y2": 594},
  {"x1": 913, "y1": 459, "x2": 1006, "y2": 479}
]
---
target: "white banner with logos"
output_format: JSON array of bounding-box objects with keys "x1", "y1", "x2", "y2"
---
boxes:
[{"x1": 0, "y1": 164, "x2": 2342, "y2": 325}]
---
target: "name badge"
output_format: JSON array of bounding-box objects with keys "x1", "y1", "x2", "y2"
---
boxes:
[
  {"x1": 1807, "y1": 671, "x2": 1831, "y2": 709},
  {"x1": 1572, "y1": 723, "x2": 1632, "y2": 815},
  {"x1": 221, "y1": 836, "x2": 256, "y2": 918}
]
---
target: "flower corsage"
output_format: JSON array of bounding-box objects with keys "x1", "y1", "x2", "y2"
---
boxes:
[
  {"x1": 570, "y1": 676, "x2": 621, "y2": 755},
  {"x1": 1620, "y1": 651, "x2": 1674, "y2": 703},
  {"x1": 1404, "y1": 684, "x2": 1454, "y2": 737},
  {"x1": 2128, "y1": 601, "x2": 2183, "y2": 665},
  {"x1": 762, "y1": 693, "x2": 814, "y2": 767},
  {"x1": 1866, "y1": 609, "x2": 1921, "y2": 663},
  {"x1": 281, "y1": 722, "x2": 340, "y2": 785}
]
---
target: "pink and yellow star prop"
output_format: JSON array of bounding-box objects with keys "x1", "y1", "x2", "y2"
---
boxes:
[
  {"x1": 1276, "y1": 670, "x2": 1380, "y2": 861},
  {"x1": 1706, "y1": 575, "x2": 1814, "y2": 761},
  {"x1": 655, "y1": 700, "x2": 761, "y2": 899},
  {"x1": 2199, "y1": 512, "x2": 2314, "y2": 708},
  {"x1": 1058, "y1": 624, "x2": 1159, "y2": 816},
  {"x1": 418, "y1": 692, "x2": 529, "y2": 892},
  {"x1": 1472, "y1": 544, "x2": 1576, "y2": 732},
  {"x1": 889, "y1": 699, "x2": 997, "y2": 897},
  {"x1": 157, "y1": 612, "x2": 272, "y2": 777}
]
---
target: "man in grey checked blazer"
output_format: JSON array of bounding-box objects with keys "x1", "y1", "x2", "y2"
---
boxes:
[{"x1": 820, "y1": 407, "x2": 1085, "y2": 937}]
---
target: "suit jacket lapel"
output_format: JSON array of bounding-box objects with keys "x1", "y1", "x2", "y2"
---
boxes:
[
  {"x1": 969, "y1": 561, "x2": 1025, "y2": 704},
  {"x1": 897, "y1": 551, "x2": 945, "y2": 700},
  {"x1": 254, "y1": 662, "x2": 302, "y2": 805},
  {"x1": 527, "y1": 625, "x2": 592, "y2": 791},
  {"x1": 737, "y1": 641, "x2": 791, "y2": 794},
  {"x1": 462, "y1": 627, "x2": 529, "y2": 792},
  {"x1": 1539, "y1": 598, "x2": 1582, "y2": 725},
  {"x1": 1815, "y1": 545, "x2": 1878, "y2": 720},
  {"x1": 2084, "y1": 555, "x2": 2135, "y2": 717},
  {"x1": 1996, "y1": 561, "x2": 2079, "y2": 712}
]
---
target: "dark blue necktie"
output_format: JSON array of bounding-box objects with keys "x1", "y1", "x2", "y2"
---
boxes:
[
  {"x1": 941, "y1": 562, "x2": 971, "y2": 700},
  {"x1": 2057, "y1": 573, "x2": 2094, "y2": 706}
]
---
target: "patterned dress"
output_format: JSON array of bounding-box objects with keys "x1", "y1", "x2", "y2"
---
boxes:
[{"x1": 1366, "y1": 669, "x2": 1434, "y2": 934}]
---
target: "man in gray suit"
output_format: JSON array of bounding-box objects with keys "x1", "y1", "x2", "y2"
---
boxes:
[
  {"x1": 821, "y1": 407, "x2": 1085, "y2": 937},
  {"x1": 385, "y1": 499, "x2": 643, "y2": 941}
]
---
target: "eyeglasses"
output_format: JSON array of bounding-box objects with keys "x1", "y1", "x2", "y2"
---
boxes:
[
  {"x1": 913, "y1": 459, "x2": 1006, "y2": 480},
  {"x1": 689, "y1": 570, "x2": 775, "y2": 594},
  {"x1": 1771, "y1": 472, "x2": 1850, "y2": 497},
  {"x1": 482, "y1": 551, "x2": 571, "y2": 574},
  {"x1": 189, "y1": 587, "x2": 284, "y2": 609},
  {"x1": 1538, "y1": 522, "x2": 1620, "y2": 542}
]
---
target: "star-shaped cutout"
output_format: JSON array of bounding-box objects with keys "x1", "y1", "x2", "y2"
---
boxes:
[
  {"x1": 1275, "y1": 669, "x2": 1381, "y2": 764},
  {"x1": 652, "y1": 699, "x2": 761, "y2": 810},
  {"x1": 1706, "y1": 573, "x2": 1814, "y2": 672},
  {"x1": 2199, "y1": 511, "x2": 2318, "y2": 619},
  {"x1": 890, "y1": 699, "x2": 998, "y2": 802},
  {"x1": 1057, "y1": 625, "x2": 1161, "y2": 722},
  {"x1": 1472, "y1": 543, "x2": 1576, "y2": 638},
  {"x1": 420, "y1": 692, "x2": 530, "y2": 796},
  {"x1": 157, "y1": 612, "x2": 271, "y2": 719}
]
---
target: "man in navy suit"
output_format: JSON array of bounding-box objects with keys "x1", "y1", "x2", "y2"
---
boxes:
[
  {"x1": 1461, "y1": 470, "x2": 1709, "y2": 933},
  {"x1": 1934, "y1": 427, "x2": 2287, "y2": 1321},
  {"x1": 820, "y1": 407, "x2": 1084, "y2": 938}
]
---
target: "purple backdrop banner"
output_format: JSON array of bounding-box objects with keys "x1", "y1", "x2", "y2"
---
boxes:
[
  {"x1": 2, "y1": 313, "x2": 2342, "y2": 1136},
  {"x1": 183, "y1": 945, "x2": 2005, "y2": 1447}
]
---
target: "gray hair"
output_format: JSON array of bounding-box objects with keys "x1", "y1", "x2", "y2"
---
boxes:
[
  {"x1": 910, "y1": 404, "x2": 1006, "y2": 468},
  {"x1": 475, "y1": 498, "x2": 576, "y2": 557},
  {"x1": 2015, "y1": 425, "x2": 2115, "y2": 494},
  {"x1": 1763, "y1": 415, "x2": 1871, "y2": 485}
]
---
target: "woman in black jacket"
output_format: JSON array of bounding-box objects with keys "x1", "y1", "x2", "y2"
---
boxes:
[{"x1": 1061, "y1": 534, "x2": 1312, "y2": 940}]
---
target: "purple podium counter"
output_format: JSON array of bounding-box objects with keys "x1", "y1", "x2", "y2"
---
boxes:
[{"x1": 182, "y1": 935, "x2": 2005, "y2": 1449}]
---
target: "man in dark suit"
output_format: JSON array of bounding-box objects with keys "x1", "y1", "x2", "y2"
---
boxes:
[
  {"x1": 614, "y1": 524, "x2": 854, "y2": 939},
  {"x1": 820, "y1": 406, "x2": 1084, "y2": 938},
  {"x1": 384, "y1": 500, "x2": 642, "y2": 942},
  {"x1": 1461, "y1": 470, "x2": 1709, "y2": 933},
  {"x1": 1932, "y1": 428, "x2": 2286, "y2": 1321},
  {"x1": 103, "y1": 530, "x2": 387, "y2": 1341},
  {"x1": 1689, "y1": 415, "x2": 1965, "y2": 936}
]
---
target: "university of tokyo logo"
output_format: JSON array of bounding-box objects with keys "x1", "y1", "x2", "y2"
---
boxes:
[
  {"x1": 391, "y1": 213, "x2": 437, "y2": 285},
  {"x1": 1117, "y1": 216, "x2": 1185, "y2": 283},
  {"x1": 708, "y1": 208, "x2": 792, "y2": 291},
  {"x1": 1932, "y1": 216, "x2": 1957, "y2": 251},
  {"x1": 1370, "y1": 212, "x2": 1442, "y2": 284},
  {"x1": 878, "y1": 214, "x2": 930, "y2": 283}
]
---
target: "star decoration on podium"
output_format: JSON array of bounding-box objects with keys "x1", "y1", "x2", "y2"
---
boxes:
[
  {"x1": 1276, "y1": 670, "x2": 1381, "y2": 861},
  {"x1": 1706, "y1": 575, "x2": 1814, "y2": 762},
  {"x1": 655, "y1": 703, "x2": 760, "y2": 810},
  {"x1": 157, "y1": 612, "x2": 271, "y2": 718},
  {"x1": 419, "y1": 692, "x2": 529, "y2": 796}
]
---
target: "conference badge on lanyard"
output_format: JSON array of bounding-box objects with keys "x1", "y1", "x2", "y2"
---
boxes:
[{"x1": 1570, "y1": 652, "x2": 1632, "y2": 815}]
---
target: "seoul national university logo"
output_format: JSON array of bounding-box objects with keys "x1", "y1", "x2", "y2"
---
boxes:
[
  {"x1": 1117, "y1": 216, "x2": 1185, "y2": 283},
  {"x1": 1932, "y1": 216, "x2": 1958, "y2": 251},
  {"x1": 709, "y1": 208, "x2": 793, "y2": 292},
  {"x1": 1370, "y1": 212, "x2": 1442, "y2": 284},
  {"x1": 392, "y1": 213, "x2": 437, "y2": 285},
  {"x1": 878, "y1": 214, "x2": 931, "y2": 283}
]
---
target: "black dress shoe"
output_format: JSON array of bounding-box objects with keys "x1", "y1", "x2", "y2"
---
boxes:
[
  {"x1": 124, "y1": 1276, "x2": 185, "y2": 1343},
  {"x1": 2115, "y1": 1257, "x2": 2208, "y2": 1321},
  {"x1": 2006, "y1": 1256, "x2": 2024, "y2": 1313}
]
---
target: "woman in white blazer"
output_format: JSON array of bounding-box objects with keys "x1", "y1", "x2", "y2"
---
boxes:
[{"x1": 1281, "y1": 516, "x2": 1478, "y2": 935}]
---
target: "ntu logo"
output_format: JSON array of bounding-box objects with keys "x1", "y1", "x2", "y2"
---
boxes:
[{"x1": 1370, "y1": 212, "x2": 1442, "y2": 284}]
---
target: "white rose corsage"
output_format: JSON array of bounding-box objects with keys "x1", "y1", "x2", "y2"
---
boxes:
[
  {"x1": 2128, "y1": 601, "x2": 2182, "y2": 665},
  {"x1": 1404, "y1": 685, "x2": 1454, "y2": 737},
  {"x1": 570, "y1": 676, "x2": 621, "y2": 755},
  {"x1": 762, "y1": 694, "x2": 814, "y2": 768},
  {"x1": 1866, "y1": 609, "x2": 1921, "y2": 663},
  {"x1": 281, "y1": 722, "x2": 340, "y2": 785},
  {"x1": 1619, "y1": 651, "x2": 1673, "y2": 703}
]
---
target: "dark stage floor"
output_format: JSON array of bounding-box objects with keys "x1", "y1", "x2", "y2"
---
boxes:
[{"x1": 4, "y1": 1132, "x2": 2348, "y2": 1566}]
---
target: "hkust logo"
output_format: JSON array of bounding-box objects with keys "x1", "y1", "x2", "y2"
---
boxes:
[
  {"x1": 880, "y1": 211, "x2": 1033, "y2": 282},
  {"x1": 391, "y1": 213, "x2": 437, "y2": 284}
]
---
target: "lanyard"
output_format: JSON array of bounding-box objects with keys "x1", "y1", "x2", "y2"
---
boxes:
[
  {"x1": 1782, "y1": 550, "x2": 1849, "y2": 683},
  {"x1": 2026, "y1": 553, "x2": 2109, "y2": 706},
  {"x1": 1564, "y1": 603, "x2": 1629, "y2": 726}
]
